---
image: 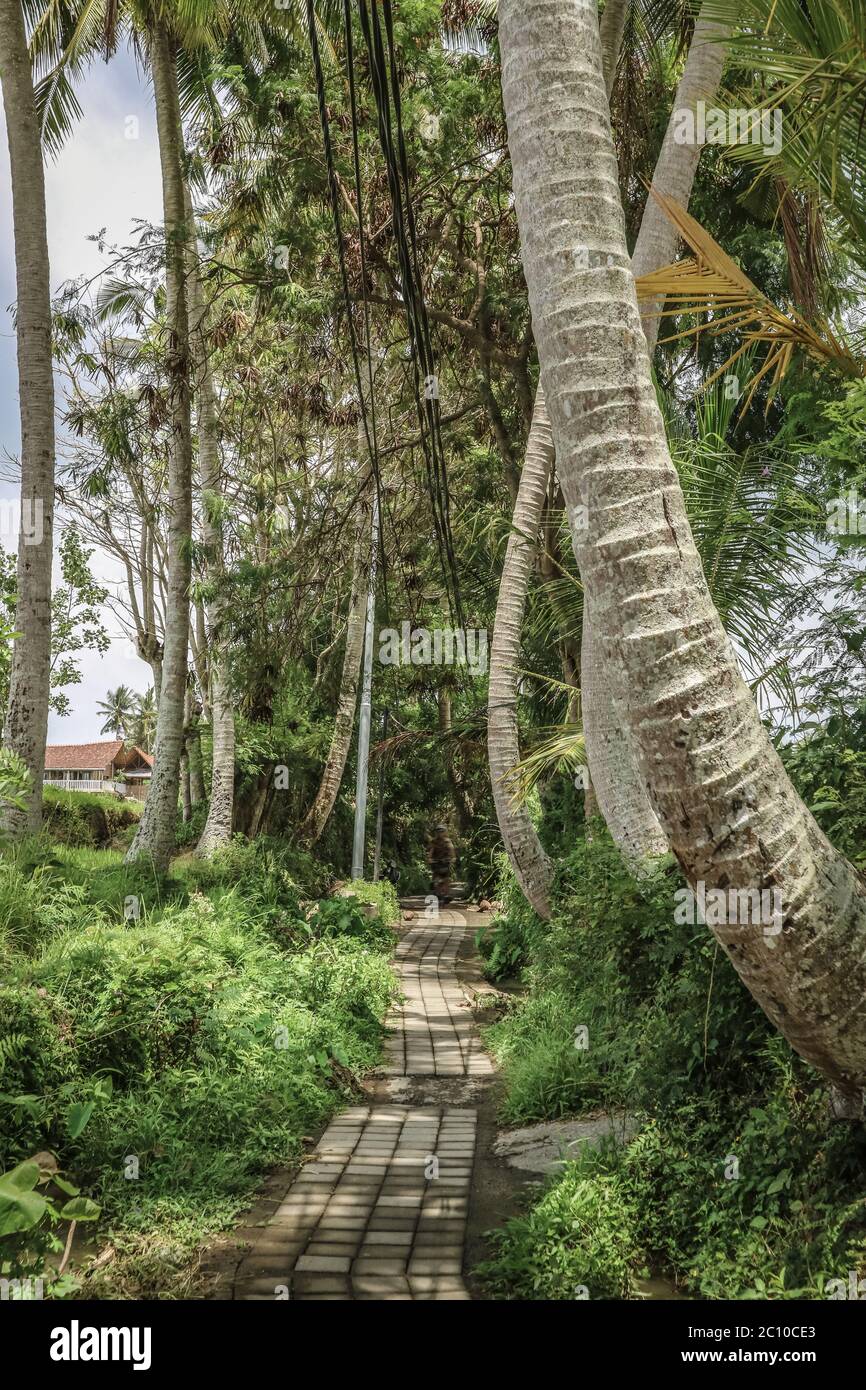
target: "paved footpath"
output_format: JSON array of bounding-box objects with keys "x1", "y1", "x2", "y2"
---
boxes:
[{"x1": 227, "y1": 905, "x2": 492, "y2": 1301}]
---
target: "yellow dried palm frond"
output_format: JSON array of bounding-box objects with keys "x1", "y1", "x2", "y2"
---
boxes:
[{"x1": 634, "y1": 190, "x2": 864, "y2": 412}]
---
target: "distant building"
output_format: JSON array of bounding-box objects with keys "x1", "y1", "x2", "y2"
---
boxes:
[{"x1": 43, "y1": 741, "x2": 154, "y2": 800}]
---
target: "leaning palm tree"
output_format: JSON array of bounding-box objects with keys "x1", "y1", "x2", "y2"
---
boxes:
[
  {"x1": 96, "y1": 684, "x2": 136, "y2": 740},
  {"x1": 299, "y1": 516, "x2": 369, "y2": 845},
  {"x1": 490, "y1": 0, "x2": 727, "y2": 895},
  {"x1": 580, "y1": 0, "x2": 731, "y2": 869},
  {"x1": 487, "y1": 0, "x2": 629, "y2": 915},
  {"x1": 0, "y1": 0, "x2": 55, "y2": 835},
  {"x1": 499, "y1": 0, "x2": 866, "y2": 1102}
]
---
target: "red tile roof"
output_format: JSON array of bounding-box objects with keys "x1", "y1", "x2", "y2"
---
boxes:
[{"x1": 44, "y1": 740, "x2": 123, "y2": 772}]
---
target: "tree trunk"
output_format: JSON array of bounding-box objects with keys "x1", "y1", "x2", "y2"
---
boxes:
[
  {"x1": 580, "y1": 587, "x2": 668, "y2": 863},
  {"x1": 599, "y1": 0, "x2": 629, "y2": 100},
  {"x1": 488, "y1": 392, "x2": 555, "y2": 917},
  {"x1": 183, "y1": 178, "x2": 237, "y2": 857},
  {"x1": 180, "y1": 750, "x2": 191, "y2": 823},
  {"x1": 126, "y1": 20, "x2": 193, "y2": 872},
  {"x1": 0, "y1": 0, "x2": 55, "y2": 835},
  {"x1": 185, "y1": 696, "x2": 205, "y2": 806},
  {"x1": 580, "y1": 0, "x2": 730, "y2": 867},
  {"x1": 631, "y1": 5, "x2": 730, "y2": 352},
  {"x1": 438, "y1": 688, "x2": 475, "y2": 840},
  {"x1": 487, "y1": 0, "x2": 626, "y2": 911},
  {"x1": 300, "y1": 519, "x2": 368, "y2": 843},
  {"x1": 499, "y1": 0, "x2": 866, "y2": 1099}
]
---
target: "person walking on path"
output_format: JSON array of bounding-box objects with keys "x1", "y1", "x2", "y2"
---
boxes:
[{"x1": 427, "y1": 823, "x2": 456, "y2": 905}]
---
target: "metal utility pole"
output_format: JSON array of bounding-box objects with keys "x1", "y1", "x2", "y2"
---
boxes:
[{"x1": 351, "y1": 492, "x2": 379, "y2": 880}]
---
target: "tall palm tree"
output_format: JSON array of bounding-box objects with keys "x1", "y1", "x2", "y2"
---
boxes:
[
  {"x1": 499, "y1": 0, "x2": 866, "y2": 1100},
  {"x1": 487, "y1": 0, "x2": 628, "y2": 915},
  {"x1": 0, "y1": 0, "x2": 55, "y2": 835},
  {"x1": 96, "y1": 683, "x2": 136, "y2": 739},
  {"x1": 183, "y1": 177, "x2": 236, "y2": 856},
  {"x1": 490, "y1": 2, "x2": 727, "y2": 894},
  {"x1": 488, "y1": 396, "x2": 556, "y2": 917},
  {"x1": 122, "y1": 12, "x2": 193, "y2": 869},
  {"x1": 131, "y1": 687, "x2": 157, "y2": 752},
  {"x1": 581, "y1": 1, "x2": 731, "y2": 870}
]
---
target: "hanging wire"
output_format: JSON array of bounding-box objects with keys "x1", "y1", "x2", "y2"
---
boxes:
[
  {"x1": 356, "y1": 0, "x2": 465, "y2": 631},
  {"x1": 304, "y1": 0, "x2": 389, "y2": 617}
]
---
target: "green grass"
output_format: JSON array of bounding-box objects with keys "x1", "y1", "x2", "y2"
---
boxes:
[
  {"x1": 40, "y1": 787, "x2": 141, "y2": 849},
  {"x1": 0, "y1": 837, "x2": 397, "y2": 1298}
]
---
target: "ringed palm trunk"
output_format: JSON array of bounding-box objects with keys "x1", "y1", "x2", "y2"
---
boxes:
[
  {"x1": 126, "y1": 21, "x2": 193, "y2": 871},
  {"x1": 632, "y1": 4, "x2": 731, "y2": 352},
  {"x1": 580, "y1": 0, "x2": 730, "y2": 867},
  {"x1": 182, "y1": 181, "x2": 237, "y2": 856},
  {"x1": 0, "y1": 0, "x2": 55, "y2": 835},
  {"x1": 488, "y1": 394, "x2": 555, "y2": 917},
  {"x1": 487, "y1": 0, "x2": 626, "y2": 912},
  {"x1": 500, "y1": 0, "x2": 866, "y2": 1098},
  {"x1": 300, "y1": 521, "x2": 368, "y2": 843}
]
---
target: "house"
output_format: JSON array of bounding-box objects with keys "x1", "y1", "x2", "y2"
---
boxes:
[{"x1": 43, "y1": 741, "x2": 154, "y2": 800}]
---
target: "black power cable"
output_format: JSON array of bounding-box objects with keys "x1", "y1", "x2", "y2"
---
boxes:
[
  {"x1": 356, "y1": 0, "x2": 465, "y2": 632},
  {"x1": 304, "y1": 0, "x2": 389, "y2": 617}
]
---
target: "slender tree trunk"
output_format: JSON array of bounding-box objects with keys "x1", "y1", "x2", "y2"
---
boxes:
[
  {"x1": 438, "y1": 688, "x2": 474, "y2": 840},
  {"x1": 300, "y1": 520, "x2": 368, "y2": 843},
  {"x1": 182, "y1": 178, "x2": 237, "y2": 857},
  {"x1": 580, "y1": 0, "x2": 730, "y2": 867},
  {"x1": 599, "y1": 0, "x2": 629, "y2": 100},
  {"x1": 488, "y1": 394, "x2": 555, "y2": 917},
  {"x1": 632, "y1": 5, "x2": 730, "y2": 352},
  {"x1": 500, "y1": 0, "x2": 866, "y2": 1098},
  {"x1": 0, "y1": 0, "x2": 55, "y2": 835},
  {"x1": 581, "y1": 589, "x2": 668, "y2": 863},
  {"x1": 126, "y1": 21, "x2": 193, "y2": 871},
  {"x1": 184, "y1": 690, "x2": 205, "y2": 806},
  {"x1": 180, "y1": 750, "x2": 191, "y2": 823}
]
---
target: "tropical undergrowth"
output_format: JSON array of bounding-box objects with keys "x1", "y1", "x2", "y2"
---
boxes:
[
  {"x1": 476, "y1": 834, "x2": 866, "y2": 1300},
  {"x1": 0, "y1": 833, "x2": 396, "y2": 1299}
]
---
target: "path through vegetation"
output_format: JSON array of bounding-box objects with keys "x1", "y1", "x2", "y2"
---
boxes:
[{"x1": 215, "y1": 901, "x2": 496, "y2": 1301}]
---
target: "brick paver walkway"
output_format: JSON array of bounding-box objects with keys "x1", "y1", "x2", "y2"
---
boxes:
[
  {"x1": 230, "y1": 904, "x2": 490, "y2": 1301},
  {"x1": 382, "y1": 910, "x2": 493, "y2": 1077}
]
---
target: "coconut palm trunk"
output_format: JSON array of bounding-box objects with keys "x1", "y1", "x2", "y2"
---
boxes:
[
  {"x1": 487, "y1": 3, "x2": 627, "y2": 913},
  {"x1": 300, "y1": 518, "x2": 368, "y2": 843},
  {"x1": 126, "y1": 20, "x2": 193, "y2": 870},
  {"x1": 0, "y1": 0, "x2": 55, "y2": 834},
  {"x1": 580, "y1": 1, "x2": 731, "y2": 867},
  {"x1": 632, "y1": 5, "x2": 730, "y2": 352},
  {"x1": 182, "y1": 180, "x2": 237, "y2": 856},
  {"x1": 488, "y1": 394, "x2": 555, "y2": 917},
  {"x1": 499, "y1": 0, "x2": 866, "y2": 1098}
]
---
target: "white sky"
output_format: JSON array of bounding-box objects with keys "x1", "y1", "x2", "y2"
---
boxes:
[{"x1": 0, "y1": 46, "x2": 162, "y2": 741}]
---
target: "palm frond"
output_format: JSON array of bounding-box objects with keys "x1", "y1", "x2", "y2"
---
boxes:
[
  {"x1": 634, "y1": 191, "x2": 864, "y2": 410},
  {"x1": 501, "y1": 725, "x2": 586, "y2": 807}
]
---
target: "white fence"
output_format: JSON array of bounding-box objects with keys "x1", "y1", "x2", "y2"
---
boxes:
[{"x1": 44, "y1": 778, "x2": 117, "y2": 794}]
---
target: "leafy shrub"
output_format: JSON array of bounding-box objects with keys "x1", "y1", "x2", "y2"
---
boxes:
[
  {"x1": 479, "y1": 1145, "x2": 640, "y2": 1300},
  {"x1": 339, "y1": 878, "x2": 400, "y2": 927},
  {"x1": 476, "y1": 853, "x2": 544, "y2": 982},
  {"x1": 480, "y1": 832, "x2": 866, "y2": 1299},
  {"x1": 0, "y1": 838, "x2": 395, "y2": 1295}
]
